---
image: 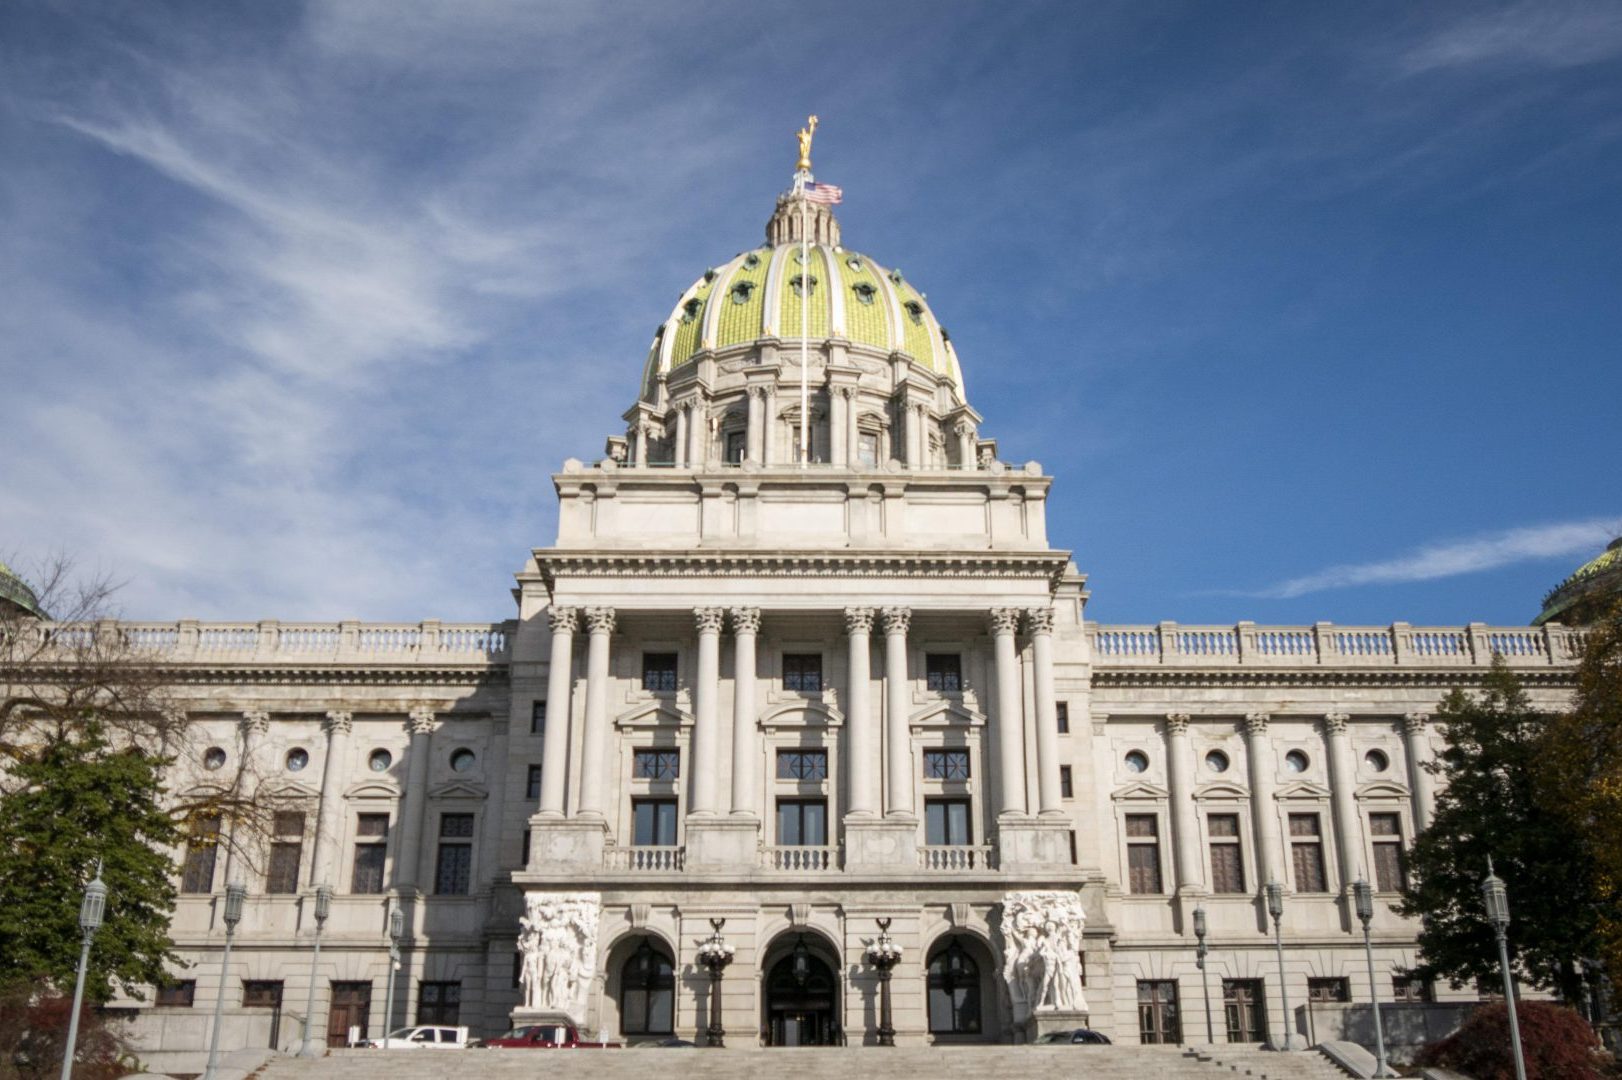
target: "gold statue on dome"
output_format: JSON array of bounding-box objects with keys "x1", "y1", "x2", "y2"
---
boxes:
[{"x1": 796, "y1": 115, "x2": 819, "y2": 172}]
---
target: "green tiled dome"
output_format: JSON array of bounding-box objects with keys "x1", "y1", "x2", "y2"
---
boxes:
[
  {"x1": 1534, "y1": 537, "x2": 1622, "y2": 626},
  {"x1": 0, "y1": 560, "x2": 46, "y2": 619}
]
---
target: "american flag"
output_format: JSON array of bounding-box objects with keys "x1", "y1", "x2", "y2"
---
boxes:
[{"x1": 803, "y1": 181, "x2": 843, "y2": 205}]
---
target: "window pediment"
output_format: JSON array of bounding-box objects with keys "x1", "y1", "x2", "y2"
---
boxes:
[
  {"x1": 1193, "y1": 780, "x2": 1250, "y2": 801},
  {"x1": 759, "y1": 700, "x2": 843, "y2": 732},
  {"x1": 427, "y1": 779, "x2": 488, "y2": 801},
  {"x1": 907, "y1": 700, "x2": 985, "y2": 730},
  {"x1": 260, "y1": 779, "x2": 321, "y2": 801},
  {"x1": 1110, "y1": 780, "x2": 1170, "y2": 802},
  {"x1": 1274, "y1": 779, "x2": 1333, "y2": 800},
  {"x1": 615, "y1": 701, "x2": 693, "y2": 730},
  {"x1": 343, "y1": 779, "x2": 400, "y2": 800},
  {"x1": 1356, "y1": 780, "x2": 1411, "y2": 800}
]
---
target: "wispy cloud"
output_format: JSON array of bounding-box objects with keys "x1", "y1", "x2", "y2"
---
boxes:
[
  {"x1": 1401, "y1": 2, "x2": 1622, "y2": 74},
  {"x1": 1256, "y1": 519, "x2": 1620, "y2": 600}
]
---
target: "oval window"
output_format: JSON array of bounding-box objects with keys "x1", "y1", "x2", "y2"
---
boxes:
[
  {"x1": 1124, "y1": 750, "x2": 1149, "y2": 774},
  {"x1": 742, "y1": 253, "x2": 761, "y2": 270},
  {"x1": 369, "y1": 749, "x2": 393, "y2": 773},
  {"x1": 285, "y1": 747, "x2": 309, "y2": 772},
  {"x1": 203, "y1": 746, "x2": 227, "y2": 771},
  {"x1": 450, "y1": 748, "x2": 476, "y2": 772},
  {"x1": 1205, "y1": 750, "x2": 1230, "y2": 774},
  {"x1": 1365, "y1": 749, "x2": 1389, "y2": 772},
  {"x1": 1284, "y1": 750, "x2": 1310, "y2": 773}
]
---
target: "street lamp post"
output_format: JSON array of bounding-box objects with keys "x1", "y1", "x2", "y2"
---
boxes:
[
  {"x1": 1352, "y1": 878, "x2": 1395, "y2": 1078},
  {"x1": 60, "y1": 861, "x2": 108, "y2": 1080},
  {"x1": 203, "y1": 880, "x2": 247, "y2": 1080},
  {"x1": 380, "y1": 901, "x2": 403, "y2": 1048},
  {"x1": 695, "y1": 918, "x2": 735, "y2": 1047},
  {"x1": 1193, "y1": 905, "x2": 1214, "y2": 1044},
  {"x1": 297, "y1": 884, "x2": 334, "y2": 1057},
  {"x1": 1264, "y1": 880, "x2": 1303, "y2": 1051},
  {"x1": 864, "y1": 918, "x2": 904, "y2": 1047},
  {"x1": 1482, "y1": 859, "x2": 1527, "y2": 1080}
]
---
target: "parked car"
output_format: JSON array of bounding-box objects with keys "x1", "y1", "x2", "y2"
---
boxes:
[
  {"x1": 483, "y1": 1023, "x2": 621, "y2": 1049},
  {"x1": 630, "y1": 1037, "x2": 698, "y2": 1048},
  {"x1": 1034, "y1": 1028, "x2": 1113, "y2": 1045},
  {"x1": 362, "y1": 1024, "x2": 474, "y2": 1048}
]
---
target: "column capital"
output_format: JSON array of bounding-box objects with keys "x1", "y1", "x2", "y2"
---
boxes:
[
  {"x1": 324, "y1": 711, "x2": 354, "y2": 736},
  {"x1": 1402, "y1": 712, "x2": 1430, "y2": 735},
  {"x1": 844, "y1": 606, "x2": 876, "y2": 635},
  {"x1": 548, "y1": 605, "x2": 579, "y2": 635},
  {"x1": 729, "y1": 607, "x2": 762, "y2": 635},
  {"x1": 1323, "y1": 712, "x2": 1350, "y2": 736},
  {"x1": 694, "y1": 607, "x2": 726, "y2": 635},
  {"x1": 1166, "y1": 712, "x2": 1191, "y2": 736},
  {"x1": 407, "y1": 708, "x2": 437, "y2": 736},
  {"x1": 1242, "y1": 712, "x2": 1269, "y2": 737},
  {"x1": 1024, "y1": 606, "x2": 1056, "y2": 636},
  {"x1": 881, "y1": 606, "x2": 912, "y2": 636},
  {"x1": 584, "y1": 606, "x2": 617, "y2": 635},
  {"x1": 240, "y1": 711, "x2": 271, "y2": 736},
  {"x1": 988, "y1": 607, "x2": 1022, "y2": 637}
]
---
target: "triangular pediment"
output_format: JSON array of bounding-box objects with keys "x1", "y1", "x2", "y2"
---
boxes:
[
  {"x1": 1356, "y1": 780, "x2": 1411, "y2": 800},
  {"x1": 260, "y1": 779, "x2": 321, "y2": 801},
  {"x1": 615, "y1": 701, "x2": 692, "y2": 730},
  {"x1": 1193, "y1": 781, "x2": 1251, "y2": 801},
  {"x1": 907, "y1": 700, "x2": 985, "y2": 729},
  {"x1": 1110, "y1": 780, "x2": 1169, "y2": 802},
  {"x1": 427, "y1": 779, "x2": 488, "y2": 800},
  {"x1": 1274, "y1": 780, "x2": 1333, "y2": 800},
  {"x1": 760, "y1": 700, "x2": 843, "y2": 730}
]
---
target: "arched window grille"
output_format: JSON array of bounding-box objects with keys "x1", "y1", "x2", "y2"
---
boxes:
[
  {"x1": 926, "y1": 938, "x2": 982, "y2": 1034},
  {"x1": 620, "y1": 937, "x2": 675, "y2": 1035}
]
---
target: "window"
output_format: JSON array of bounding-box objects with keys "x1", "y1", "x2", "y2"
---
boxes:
[
  {"x1": 925, "y1": 654, "x2": 962, "y2": 692},
  {"x1": 1124, "y1": 750, "x2": 1149, "y2": 773},
  {"x1": 156, "y1": 981, "x2": 196, "y2": 1007},
  {"x1": 531, "y1": 700, "x2": 546, "y2": 736},
  {"x1": 1224, "y1": 979, "x2": 1267, "y2": 1042},
  {"x1": 851, "y1": 281, "x2": 877, "y2": 306},
  {"x1": 180, "y1": 815, "x2": 221, "y2": 894},
  {"x1": 923, "y1": 749, "x2": 970, "y2": 780},
  {"x1": 620, "y1": 938, "x2": 675, "y2": 1036},
  {"x1": 924, "y1": 798, "x2": 972, "y2": 846},
  {"x1": 435, "y1": 813, "x2": 475, "y2": 895},
  {"x1": 1365, "y1": 749, "x2": 1389, "y2": 772},
  {"x1": 417, "y1": 981, "x2": 461, "y2": 1025},
  {"x1": 1059, "y1": 765, "x2": 1074, "y2": 798},
  {"x1": 1206, "y1": 750, "x2": 1230, "y2": 773},
  {"x1": 242, "y1": 980, "x2": 283, "y2": 1008},
  {"x1": 267, "y1": 811, "x2": 305, "y2": 894},
  {"x1": 1209, "y1": 813, "x2": 1246, "y2": 894},
  {"x1": 632, "y1": 799, "x2": 678, "y2": 846},
  {"x1": 1284, "y1": 750, "x2": 1310, "y2": 773},
  {"x1": 1125, "y1": 814, "x2": 1163, "y2": 895},
  {"x1": 368, "y1": 749, "x2": 392, "y2": 772},
  {"x1": 526, "y1": 764, "x2": 543, "y2": 800},
  {"x1": 1137, "y1": 980, "x2": 1180, "y2": 1044},
  {"x1": 352, "y1": 813, "x2": 389, "y2": 894},
  {"x1": 449, "y1": 748, "x2": 476, "y2": 772},
  {"x1": 203, "y1": 746, "x2": 227, "y2": 771},
  {"x1": 776, "y1": 749, "x2": 827, "y2": 781},
  {"x1": 1289, "y1": 813, "x2": 1329, "y2": 893},
  {"x1": 512, "y1": 952, "x2": 523, "y2": 989},
  {"x1": 1393, "y1": 975, "x2": 1432, "y2": 1003},
  {"x1": 642, "y1": 653, "x2": 678, "y2": 692},
  {"x1": 285, "y1": 748, "x2": 309, "y2": 772},
  {"x1": 776, "y1": 799, "x2": 828, "y2": 846},
  {"x1": 783, "y1": 653, "x2": 823, "y2": 692},
  {"x1": 1056, "y1": 702, "x2": 1070, "y2": 734},
  {"x1": 725, "y1": 431, "x2": 746, "y2": 464},
  {"x1": 927, "y1": 939, "x2": 982, "y2": 1034},
  {"x1": 521, "y1": 830, "x2": 531, "y2": 865},
  {"x1": 857, "y1": 432, "x2": 879, "y2": 467},
  {"x1": 1308, "y1": 977, "x2": 1350, "y2": 1003},
  {"x1": 1371, "y1": 812, "x2": 1407, "y2": 892},
  {"x1": 633, "y1": 749, "x2": 681, "y2": 780}
]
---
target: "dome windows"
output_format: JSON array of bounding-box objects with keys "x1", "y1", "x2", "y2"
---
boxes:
[
  {"x1": 742, "y1": 253, "x2": 761, "y2": 270},
  {"x1": 729, "y1": 280, "x2": 757, "y2": 305},
  {"x1": 845, "y1": 255, "x2": 864, "y2": 271},
  {"x1": 851, "y1": 282, "x2": 877, "y2": 306},
  {"x1": 680, "y1": 298, "x2": 702, "y2": 324},
  {"x1": 889, "y1": 268, "x2": 905, "y2": 285},
  {"x1": 903, "y1": 300, "x2": 925, "y2": 326},
  {"x1": 789, "y1": 273, "x2": 818, "y2": 298}
]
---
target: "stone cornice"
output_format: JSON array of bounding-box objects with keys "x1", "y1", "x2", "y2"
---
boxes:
[{"x1": 528, "y1": 549, "x2": 1072, "y2": 588}]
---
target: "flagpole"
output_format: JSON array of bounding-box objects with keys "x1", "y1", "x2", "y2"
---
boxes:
[{"x1": 799, "y1": 182, "x2": 809, "y2": 466}]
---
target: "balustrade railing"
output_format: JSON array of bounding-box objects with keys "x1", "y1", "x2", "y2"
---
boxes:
[
  {"x1": 918, "y1": 845, "x2": 996, "y2": 871},
  {"x1": 605, "y1": 846, "x2": 685, "y2": 871},
  {"x1": 762, "y1": 845, "x2": 840, "y2": 871},
  {"x1": 1090, "y1": 621, "x2": 1587, "y2": 669},
  {"x1": 16, "y1": 619, "x2": 512, "y2": 664}
]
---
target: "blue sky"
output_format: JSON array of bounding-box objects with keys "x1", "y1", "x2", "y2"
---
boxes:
[{"x1": 2, "y1": 1, "x2": 1618, "y2": 627}]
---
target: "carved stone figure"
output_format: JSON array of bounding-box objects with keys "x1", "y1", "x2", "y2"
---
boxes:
[
  {"x1": 517, "y1": 893, "x2": 601, "y2": 1020},
  {"x1": 795, "y1": 115, "x2": 819, "y2": 172},
  {"x1": 999, "y1": 891, "x2": 1087, "y2": 1021}
]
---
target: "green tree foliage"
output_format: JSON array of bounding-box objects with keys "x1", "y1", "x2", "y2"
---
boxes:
[
  {"x1": 1415, "y1": 1000, "x2": 1611, "y2": 1080},
  {"x1": 0, "y1": 721, "x2": 183, "y2": 1000},
  {"x1": 1398, "y1": 659, "x2": 1598, "y2": 1003}
]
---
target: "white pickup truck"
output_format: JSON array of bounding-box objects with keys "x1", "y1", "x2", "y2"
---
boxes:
[{"x1": 361, "y1": 1025, "x2": 474, "y2": 1049}]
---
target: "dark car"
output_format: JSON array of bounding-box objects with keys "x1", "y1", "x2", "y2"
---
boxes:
[
  {"x1": 630, "y1": 1037, "x2": 699, "y2": 1048},
  {"x1": 1035, "y1": 1028, "x2": 1113, "y2": 1045}
]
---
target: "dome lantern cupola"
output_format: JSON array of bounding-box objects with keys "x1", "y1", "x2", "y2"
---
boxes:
[{"x1": 766, "y1": 193, "x2": 841, "y2": 248}]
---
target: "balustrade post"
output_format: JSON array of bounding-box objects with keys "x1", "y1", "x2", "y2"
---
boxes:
[
  {"x1": 1236, "y1": 620, "x2": 1255, "y2": 663},
  {"x1": 1313, "y1": 621, "x2": 1335, "y2": 665},
  {"x1": 1158, "y1": 621, "x2": 1179, "y2": 664},
  {"x1": 1390, "y1": 622, "x2": 1412, "y2": 666},
  {"x1": 1467, "y1": 622, "x2": 1491, "y2": 664}
]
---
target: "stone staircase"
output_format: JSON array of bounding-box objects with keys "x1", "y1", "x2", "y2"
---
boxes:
[{"x1": 254, "y1": 1044, "x2": 1354, "y2": 1080}]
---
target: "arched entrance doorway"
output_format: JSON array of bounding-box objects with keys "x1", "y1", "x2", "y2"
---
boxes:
[{"x1": 762, "y1": 933, "x2": 840, "y2": 1046}]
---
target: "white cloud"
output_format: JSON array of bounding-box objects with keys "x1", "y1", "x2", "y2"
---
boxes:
[{"x1": 1401, "y1": 3, "x2": 1622, "y2": 74}]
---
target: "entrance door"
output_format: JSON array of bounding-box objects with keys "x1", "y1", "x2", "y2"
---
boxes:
[
  {"x1": 328, "y1": 981, "x2": 372, "y2": 1048},
  {"x1": 1223, "y1": 979, "x2": 1266, "y2": 1043},
  {"x1": 243, "y1": 980, "x2": 284, "y2": 1048},
  {"x1": 764, "y1": 942, "x2": 838, "y2": 1046}
]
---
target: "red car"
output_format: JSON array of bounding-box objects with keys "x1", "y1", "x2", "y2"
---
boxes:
[{"x1": 484, "y1": 1023, "x2": 620, "y2": 1049}]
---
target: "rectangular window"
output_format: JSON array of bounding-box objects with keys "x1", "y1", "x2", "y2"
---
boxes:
[
  {"x1": 521, "y1": 830, "x2": 531, "y2": 866},
  {"x1": 1056, "y1": 702, "x2": 1070, "y2": 734},
  {"x1": 1224, "y1": 979, "x2": 1267, "y2": 1042},
  {"x1": 434, "y1": 813, "x2": 475, "y2": 895},
  {"x1": 180, "y1": 815, "x2": 221, "y2": 894},
  {"x1": 1308, "y1": 977, "x2": 1350, "y2": 1003},
  {"x1": 725, "y1": 431, "x2": 746, "y2": 464},
  {"x1": 526, "y1": 764, "x2": 543, "y2": 800},
  {"x1": 782, "y1": 653, "x2": 823, "y2": 692},
  {"x1": 858, "y1": 432, "x2": 879, "y2": 468},
  {"x1": 633, "y1": 749, "x2": 681, "y2": 780},
  {"x1": 1371, "y1": 812, "x2": 1408, "y2": 892},
  {"x1": 1209, "y1": 813, "x2": 1246, "y2": 894},
  {"x1": 351, "y1": 813, "x2": 389, "y2": 895},
  {"x1": 242, "y1": 980, "x2": 283, "y2": 1008},
  {"x1": 776, "y1": 799, "x2": 828, "y2": 846},
  {"x1": 1125, "y1": 814, "x2": 1164, "y2": 895},
  {"x1": 531, "y1": 700, "x2": 546, "y2": 736},
  {"x1": 642, "y1": 653, "x2": 678, "y2": 692},
  {"x1": 267, "y1": 842, "x2": 302, "y2": 894},
  {"x1": 156, "y1": 981, "x2": 196, "y2": 1008},
  {"x1": 1289, "y1": 813, "x2": 1329, "y2": 893},
  {"x1": 924, "y1": 798, "x2": 973, "y2": 846},
  {"x1": 417, "y1": 981, "x2": 461, "y2": 1025},
  {"x1": 925, "y1": 654, "x2": 963, "y2": 692},
  {"x1": 632, "y1": 798, "x2": 678, "y2": 846},
  {"x1": 1059, "y1": 765, "x2": 1074, "y2": 798},
  {"x1": 923, "y1": 749, "x2": 971, "y2": 780},
  {"x1": 1137, "y1": 980, "x2": 1181, "y2": 1045},
  {"x1": 776, "y1": 749, "x2": 828, "y2": 781},
  {"x1": 1393, "y1": 975, "x2": 1432, "y2": 1003}
]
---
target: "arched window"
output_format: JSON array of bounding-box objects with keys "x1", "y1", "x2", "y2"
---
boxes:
[
  {"x1": 619, "y1": 938, "x2": 675, "y2": 1036},
  {"x1": 926, "y1": 938, "x2": 981, "y2": 1034}
]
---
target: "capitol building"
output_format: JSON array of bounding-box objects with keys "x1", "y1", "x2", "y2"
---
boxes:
[{"x1": 80, "y1": 153, "x2": 1591, "y2": 1058}]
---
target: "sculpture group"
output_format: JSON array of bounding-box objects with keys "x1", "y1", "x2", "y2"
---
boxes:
[
  {"x1": 1000, "y1": 891, "x2": 1088, "y2": 1020},
  {"x1": 517, "y1": 893, "x2": 601, "y2": 1018}
]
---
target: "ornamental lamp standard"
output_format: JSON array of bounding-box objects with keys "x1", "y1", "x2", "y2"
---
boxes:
[
  {"x1": 59, "y1": 861, "x2": 108, "y2": 1080},
  {"x1": 1482, "y1": 858, "x2": 1528, "y2": 1080},
  {"x1": 380, "y1": 900, "x2": 404, "y2": 1048},
  {"x1": 203, "y1": 880, "x2": 247, "y2": 1080},
  {"x1": 864, "y1": 918, "x2": 904, "y2": 1047},
  {"x1": 1264, "y1": 880, "x2": 1303, "y2": 1051},
  {"x1": 1352, "y1": 878, "x2": 1395, "y2": 1078},
  {"x1": 297, "y1": 884, "x2": 334, "y2": 1058},
  {"x1": 695, "y1": 918, "x2": 735, "y2": 1047},
  {"x1": 1193, "y1": 905, "x2": 1214, "y2": 1044}
]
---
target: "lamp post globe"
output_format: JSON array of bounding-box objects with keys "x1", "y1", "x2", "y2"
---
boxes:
[
  {"x1": 60, "y1": 862, "x2": 109, "y2": 1080},
  {"x1": 864, "y1": 918, "x2": 904, "y2": 1047},
  {"x1": 695, "y1": 918, "x2": 734, "y2": 1047},
  {"x1": 1482, "y1": 858, "x2": 1527, "y2": 1080}
]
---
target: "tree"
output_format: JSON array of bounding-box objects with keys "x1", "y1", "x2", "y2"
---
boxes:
[
  {"x1": 1415, "y1": 1000, "x2": 1610, "y2": 1080},
  {"x1": 1398, "y1": 658, "x2": 1599, "y2": 1003}
]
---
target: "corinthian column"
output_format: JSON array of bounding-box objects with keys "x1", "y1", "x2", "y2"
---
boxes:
[
  {"x1": 844, "y1": 608, "x2": 877, "y2": 817},
  {"x1": 729, "y1": 608, "x2": 761, "y2": 815},
  {"x1": 1324, "y1": 713, "x2": 1361, "y2": 894},
  {"x1": 989, "y1": 608, "x2": 1028, "y2": 815},
  {"x1": 1403, "y1": 713, "x2": 1435, "y2": 831},
  {"x1": 674, "y1": 407, "x2": 689, "y2": 468},
  {"x1": 312, "y1": 711, "x2": 354, "y2": 888},
  {"x1": 1166, "y1": 713, "x2": 1204, "y2": 892},
  {"x1": 1244, "y1": 713, "x2": 1283, "y2": 888},
  {"x1": 691, "y1": 607, "x2": 726, "y2": 815},
  {"x1": 881, "y1": 607, "x2": 913, "y2": 817},
  {"x1": 394, "y1": 708, "x2": 436, "y2": 890},
  {"x1": 576, "y1": 608, "x2": 616, "y2": 818},
  {"x1": 538, "y1": 607, "x2": 577, "y2": 817},
  {"x1": 1027, "y1": 607, "x2": 1064, "y2": 816},
  {"x1": 223, "y1": 711, "x2": 270, "y2": 884}
]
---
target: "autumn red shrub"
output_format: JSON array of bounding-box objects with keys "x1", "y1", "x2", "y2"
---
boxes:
[
  {"x1": 1416, "y1": 1000, "x2": 1611, "y2": 1080},
  {"x1": 0, "y1": 982, "x2": 129, "y2": 1080}
]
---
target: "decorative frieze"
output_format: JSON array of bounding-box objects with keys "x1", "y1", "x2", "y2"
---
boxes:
[{"x1": 517, "y1": 893, "x2": 601, "y2": 1021}]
